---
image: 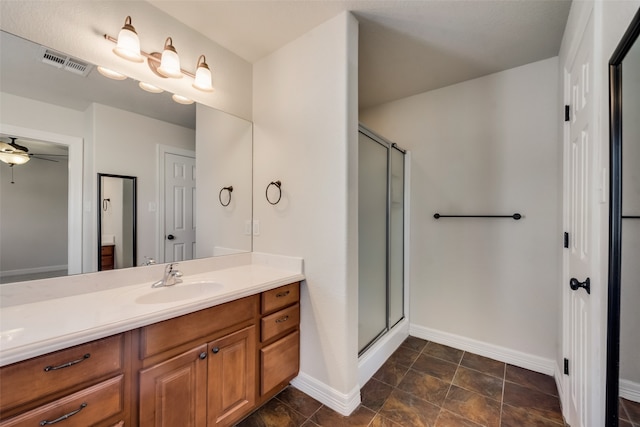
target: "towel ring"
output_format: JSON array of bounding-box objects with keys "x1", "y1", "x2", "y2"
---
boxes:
[
  {"x1": 218, "y1": 186, "x2": 233, "y2": 207},
  {"x1": 266, "y1": 180, "x2": 282, "y2": 205}
]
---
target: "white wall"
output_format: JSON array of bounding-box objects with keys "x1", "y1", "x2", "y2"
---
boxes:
[
  {"x1": 253, "y1": 12, "x2": 360, "y2": 414},
  {"x1": 0, "y1": 147, "x2": 68, "y2": 275},
  {"x1": 86, "y1": 103, "x2": 195, "y2": 271},
  {"x1": 195, "y1": 104, "x2": 252, "y2": 257},
  {"x1": 361, "y1": 57, "x2": 561, "y2": 365},
  {"x1": 0, "y1": 0, "x2": 252, "y2": 120}
]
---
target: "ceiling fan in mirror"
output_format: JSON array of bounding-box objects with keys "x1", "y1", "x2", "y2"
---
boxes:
[{"x1": 0, "y1": 137, "x2": 67, "y2": 183}]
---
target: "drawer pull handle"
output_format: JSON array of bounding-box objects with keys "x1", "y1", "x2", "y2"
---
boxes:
[
  {"x1": 276, "y1": 290, "x2": 290, "y2": 298},
  {"x1": 40, "y1": 402, "x2": 87, "y2": 425},
  {"x1": 276, "y1": 315, "x2": 289, "y2": 324},
  {"x1": 44, "y1": 354, "x2": 90, "y2": 372}
]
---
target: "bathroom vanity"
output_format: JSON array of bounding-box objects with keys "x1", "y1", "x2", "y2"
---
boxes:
[{"x1": 0, "y1": 254, "x2": 304, "y2": 427}]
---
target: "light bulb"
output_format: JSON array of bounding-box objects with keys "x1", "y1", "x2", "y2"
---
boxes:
[{"x1": 112, "y1": 16, "x2": 143, "y2": 63}]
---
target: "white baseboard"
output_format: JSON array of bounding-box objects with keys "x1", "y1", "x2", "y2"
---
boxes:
[
  {"x1": 620, "y1": 378, "x2": 640, "y2": 403},
  {"x1": 0, "y1": 264, "x2": 67, "y2": 278},
  {"x1": 290, "y1": 372, "x2": 361, "y2": 416},
  {"x1": 409, "y1": 324, "x2": 556, "y2": 376},
  {"x1": 358, "y1": 319, "x2": 409, "y2": 387}
]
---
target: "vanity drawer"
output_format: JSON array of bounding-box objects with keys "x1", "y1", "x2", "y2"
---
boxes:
[
  {"x1": 261, "y1": 282, "x2": 299, "y2": 314},
  {"x1": 261, "y1": 303, "x2": 300, "y2": 342},
  {"x1": 141, "y1": 295, "x2": 258, "y2": 358},
  {"x1": 260, "y1": 331, "x2": 299, "y2": 396},
  {"x1": 0, "y1": 334, "x2": 123, "y2": 412},
  {"x1": 0, "y1": 375, "x2": 124, "y2": 427}
]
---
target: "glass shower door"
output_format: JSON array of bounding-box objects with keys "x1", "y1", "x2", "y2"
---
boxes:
[
  {"x1": 358, "y1": 131, "x2": 388, "y2": 352},
  {"x1": 389, "y1": 147, "x2": 405, "y2": 327}
]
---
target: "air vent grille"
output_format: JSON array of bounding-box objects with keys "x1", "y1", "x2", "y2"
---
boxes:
[{"x1": 40, "y1": 47, "x2": 93, "y2": 77}]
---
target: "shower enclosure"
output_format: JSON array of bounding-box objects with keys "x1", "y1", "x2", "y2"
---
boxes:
[{"x1": 358, "y1": 125, "x2": 406, "y2": 355}]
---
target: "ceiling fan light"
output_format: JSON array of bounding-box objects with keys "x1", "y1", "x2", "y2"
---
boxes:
[
  {"x1": 157, "y1": 37, "x2": 182, "y2": 78},
  {"x1": 139, "y1": 81, "x2": 164, "y2": 93},
  {"x1": 0, "y1": 150, "x2": 30, "y2": 165},
  {"x1": 172, "y1": 94, "x2": 194, "y2": 105},
  {"x1": 193, "y1": 55, "x2": 214, "y2": 92},
  {"x1": 113, "y1": 16, "x2": 144, "y2": 63},
  {"x1": 97, "y1": 66, "x2": 127, "y2": 80}
]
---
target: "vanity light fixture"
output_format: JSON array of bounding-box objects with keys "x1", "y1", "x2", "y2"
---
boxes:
[
  {"x1": 138, "y1": 81, "x2": 164, "y2": 93},
  {"x1": 171, "y1": 94, "x2": 194, "y2": 105},
  {"x1": 193, "y1": 55, "x2": 214, "y2": 92},
  {"x1": 97, "y1": 66, "x2": 127, "y2": 80},
  {"x1": 157, "y1": 37, "x2": 182, "y2": 78},
  {"x1": 112, "y1": 16, "x2": 144, "y2": 63}
]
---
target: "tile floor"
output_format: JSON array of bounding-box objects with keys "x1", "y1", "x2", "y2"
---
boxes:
[
  {"x1": 621, "y1": 397, "x2": 640, "y2": 427},
  {"x1": 237, "y1": 336, "x2": 640, "y2": 426}
]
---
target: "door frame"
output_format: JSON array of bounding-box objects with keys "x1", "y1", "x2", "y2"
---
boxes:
[
  {"x1": 156, "y1": 144, "x2": 196, "y2": 263},
  {"x1": 606, "y1": 7, "x2": 640, "y2": 426}
]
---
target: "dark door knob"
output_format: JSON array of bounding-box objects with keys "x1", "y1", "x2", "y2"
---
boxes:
[
  {"x1": 167, "y1": 234, "x2": 175, "y2": 240},
  {"x1": 570, "y1": 277, "x2": 591, "y2": 294}
]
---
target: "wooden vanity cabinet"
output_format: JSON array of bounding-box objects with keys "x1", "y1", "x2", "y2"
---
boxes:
[
  {"x1": 0, "y1": 333, "x2": 131, "y2": 427},
  {"x1": 138, "y1": 296, "x2": 258, "y2": 427},
  {"x1": 257, "y1": 282, "x2": 301, "y2": 403}
]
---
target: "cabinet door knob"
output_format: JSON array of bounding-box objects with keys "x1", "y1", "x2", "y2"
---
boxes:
[
  {"x1": 199, "y1": 352, "x2": 207, "y2": 360},
  {"x1": 212, "y1": 347, "x2": 220, "y2": 354}
]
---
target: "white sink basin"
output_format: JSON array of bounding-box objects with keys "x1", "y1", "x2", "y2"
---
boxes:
[{"x1": 135, "y1": 281, "x2": 223, "y2": 304}]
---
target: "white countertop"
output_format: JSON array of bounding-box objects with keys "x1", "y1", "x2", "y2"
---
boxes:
[{"x1": 0, "y1": 254, "x2": 304, "y2": 367}]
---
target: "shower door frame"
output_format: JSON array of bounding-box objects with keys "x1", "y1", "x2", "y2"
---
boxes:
[{"x1": 358, "y1": 124, "x2": 407, "y2": 356}]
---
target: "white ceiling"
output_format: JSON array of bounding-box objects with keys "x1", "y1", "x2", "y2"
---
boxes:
[{"x1": 147, "y1": 0, "x2": 572, "y2": 109}]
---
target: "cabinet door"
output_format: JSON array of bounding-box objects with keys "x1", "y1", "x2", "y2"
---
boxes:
[
  {"x1": 139, "y1": 344, "x2": 207, "y2": 427},
  {"x1": 208, "y1": 326, "x2": 256, "y2": 427}
]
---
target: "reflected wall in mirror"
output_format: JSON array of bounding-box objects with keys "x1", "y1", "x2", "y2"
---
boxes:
[
  {"x1": 98, "y1": 174, "x2": 136, "y2": 271},
  {"x1": 0, "y1": 136, "x2": 69, "y2": 283},
  {"x1": 0, "y1": 30, "x2": 253, "y2": 284},
  {"x1": 607, "y1": 6, "x2": 640, "y2": 426}
]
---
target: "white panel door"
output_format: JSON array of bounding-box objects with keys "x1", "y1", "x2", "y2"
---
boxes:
[
  {"x1": 564, "y1": 11, "x2": 594, "y2": 427},
  {"x1": 164, "y1": 153, "x2": 196, "y2": 262}
]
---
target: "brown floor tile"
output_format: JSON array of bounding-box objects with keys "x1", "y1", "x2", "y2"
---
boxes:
[
  {"x1": 361, "y1": 378, "x2": 394, "y2": 411},
  {"x1": 301, "y1": 421, "x2": 321, "y2": 427},
  {"x1": 621, "y1": 399, "x2": 631, "y2": 421},
  {"x1": 460, "y1": 352, "x2": 505, "y2": 379},
  {"x1": 501, "y1": 403, "x2": 564, "y2": 426},
  {"x1": 276, "y1": 387, "x2": 323, "y2": 418},
  {"x1": 622, "y1": 398, "x2": 640, "y2": 424},
  {"x1": 434, "y1": 409, "x2": 483, "y2": 427},
  {"x1": 503, "y1": 381, "x2": 563, "y2": 424},
  {"x1": 387, "y1": 345, "x2": 421, "y2": 368},
  {"x1": 505, "y1": 365, "x2": 558, "y2": 396},
  {"x1": 397, "y1": 368, "x2": 451, "y2": 406},
  {"x1": 369, "y1": 414, "x2": 404, "y2": 427},
  {"x1": 423, "y1": 342, "x2": 464, "y2": 364},
  {"x1": 236, "y1": 398, "x2": 308, "y2": 427},
  {"x1": 618, "y1": 419, "x2": 633, "y2": 427},
  {"x1": 412, "y1": 353, "x2": 459, "y2": 382},
  {"x1": 442, "y1": 385, "x2": 501, "y2": 427},
  {"x1": 309, "y1": 406, "x2": 375, "y2": 427},
  {"x1": 378, "y1": 388, "x2": 440, "y2": 427},
  {"x1": 401, "y1": 336, "x2": 428, "y2": 353},
  {"x1": 452, "y1": 366, "x2": 503, "y2": 401},
  {"x1": 372, "y1": 358, "x2": 411, "y2": 387}
]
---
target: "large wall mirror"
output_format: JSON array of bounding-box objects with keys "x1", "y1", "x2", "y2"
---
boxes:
[
  {"x1": 0, "y1": 30, "x2": 253, "y2": 284},
  {"x1": 607, "y1": 6, "x2": 640, "y2": 427}
]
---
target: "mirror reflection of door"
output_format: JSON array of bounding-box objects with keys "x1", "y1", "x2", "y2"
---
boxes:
[
  {"x1": 164, "y1": 153, "x2": 196, "y2": 262},
  {"x1": 619, "y1": 18, "x2": 640, "y2": 425},
  {"x1": 98, "y1": 174, "x2": 136, "y2": 271}
]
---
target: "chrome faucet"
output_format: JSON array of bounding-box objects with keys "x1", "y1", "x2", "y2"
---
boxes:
[{"x1": 151, "y1": 263, "x2": 183, "y2": 288}]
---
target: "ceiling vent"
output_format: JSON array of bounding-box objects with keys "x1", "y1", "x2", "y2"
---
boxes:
[{"x1": 40, "y1": 47, "x2": 93, "y2": 77}]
